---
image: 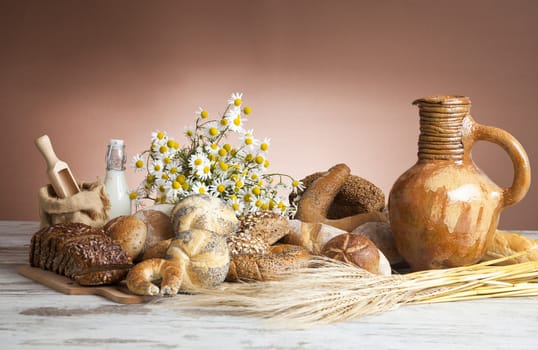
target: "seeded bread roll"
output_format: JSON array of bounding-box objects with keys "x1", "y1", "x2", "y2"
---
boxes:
[
  {"x1": 238, "y1": 210, "x2": 291, "y2": 245},
  {"x1": 171, "y1": 194, "x2": 239, "y2": 236},
  {"x1": 104, "y1": 215, "x2": 147, "y2": 260},
  {"x1": 321, "y1": 233, "x2": 391, "y2": 275},
  {"x1": 226, "y1": 244, "x2": 311, "y2": 282}
]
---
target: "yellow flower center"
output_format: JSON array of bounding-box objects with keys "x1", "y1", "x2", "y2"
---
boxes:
[
  {"x1": 243, "y1": 106, "x2": 252, "y2": 115},
  {"x1": 223, "y1": 144, "x2": 231, "y2": 152},
  {"x1": 209, "y1": 127, "x2": 218, "y2": 136},
  {"x1": 217, "y1": 184, "x2": 226, "y2": 193},
  {"x1": 264, "y1": 159, "x2": 270, "y2": 168},
  {"x1": 203, "y1": 166, "x2": 210, "y2": 174},
  {"x1": 198, "y1": 187, "x2": 206, "y2": 194},
  {"x1": 260, "y1": 143, "x2": 269, "y2": 151},
  {"x1": 245, "y1": 154, "x2": 253, "y2": 162},
  {"x1": 219, "y1": 162, "x2": 229, "y2": 171},
  {"x1": 234, "y1": 98, "x2": 242, "y2": 106},
  {"x1": 252, "y1": 186, "x2": 261, "y2": 196},
  {"x1": 129, "y1": 191, "x2": 138, "y2": 200},
  {"x1": 170, "y1": 167, "x2": 177, "y2": 174},
  {"x1": 194, "y1": 158, "x2": 202, "y2": 166},
  {"x1": 292, "y1": 180, "x2": 300, "y2": 188},
  {"x1": 243, "y1": 193, "x2": 252, "y2": 202},
  {"x1": 200, "y1": 110, "x2": 209, "y2": 118},
  {"x1": 235, "y1": 180, "x2": 243, "y2": 188},
  {"x1": 172, "y1": 181, "x2": 180, "y2": 189},
  {"x1": 135, "y1": 160, "x2": 144, "y2": 168},
  {"x1": 157, "y1": 131, "x2": 165, "y2": 140},
  {"x1": 176, "y1": 174, "x2": 186, "y2": 184},
  {"x1": 233, "y1": 115, "x2": 241, "y2": 126},
  {"x1": 161, "y1": 173, "x2": 169, "y2": 180},
  {"x1": 255, "y1": 200, "x2": 262, "y2": 207},
  {"x1": 245, "y1": 138, "x2": 253, "y2": 145},
  {"x1": 154, "y1": 164, "x2": 161, "y2": 171},
  {"x1": 255, "y1": 155, "x2": 264, "y2": 164},
  {"x1": 232, "y1": 203, "x2": 239, "y2": 211},
  {"x1": 163, "y1": 157, "x2": 171, "y2": 164},
  {"x1": 218, "y1": 148, "x2": 227, "y2": 156}
]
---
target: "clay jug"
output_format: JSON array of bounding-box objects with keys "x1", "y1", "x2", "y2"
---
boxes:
[{"x1": 388, "y1": 96, "x2": 531, "y2": 270}]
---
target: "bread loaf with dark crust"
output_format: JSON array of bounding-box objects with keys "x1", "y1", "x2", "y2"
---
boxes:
[{"x1": 29, "y1": 223, "x2": 132, "y2": 285}]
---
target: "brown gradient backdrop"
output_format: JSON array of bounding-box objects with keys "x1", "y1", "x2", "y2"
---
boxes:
[{"x1": 1, "y1": 0, "x2": 537, "y2": 229}]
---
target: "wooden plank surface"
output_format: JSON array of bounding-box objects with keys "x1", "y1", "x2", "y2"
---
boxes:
[{"x1": 1, "y1": 221, "x2": 538, "y2": 349}]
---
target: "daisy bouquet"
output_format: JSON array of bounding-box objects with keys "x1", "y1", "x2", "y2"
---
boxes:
[{"x1": 130, "y1": 93, "x2": 303, "y2": 217}]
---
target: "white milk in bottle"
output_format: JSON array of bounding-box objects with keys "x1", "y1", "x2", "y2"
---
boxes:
[{"x1": 104, "y1": 139, "x2": 131, "y2": 220}]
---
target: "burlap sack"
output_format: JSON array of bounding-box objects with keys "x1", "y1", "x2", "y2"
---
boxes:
[{"x1": 38, "y1": 181, "x2": 110, "y2": 228}]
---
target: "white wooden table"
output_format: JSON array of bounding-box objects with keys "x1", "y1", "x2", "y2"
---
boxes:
[{"x1": 1, "y1": 221, "x2": 537, "y2": 349}]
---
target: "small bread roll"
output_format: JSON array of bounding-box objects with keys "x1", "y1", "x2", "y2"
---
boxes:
[
  {"x1": 321, "y1": 233, "x2": 391, "y2": 275},
  {"x1": 104, "y1": 215, "x2": 147, "y2": 260},
  {"x1": 171, "y1": 194, "x2": 239, "y2": 236},
  {"x1": 134, "y1": 205, "x2": 175, "y2": 255},
  {"x1": 352, "y1": 221, "x2": 404, "y2": 265}
]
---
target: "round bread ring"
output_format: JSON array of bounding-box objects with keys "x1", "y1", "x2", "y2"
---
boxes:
[{"x1": 292, "y1": 170, "x2": 386, "y2": 219}]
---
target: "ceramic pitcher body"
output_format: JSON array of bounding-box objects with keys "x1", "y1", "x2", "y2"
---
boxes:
[{"x1": 388, "y1": 96, "x2": 531, "y2": 270}]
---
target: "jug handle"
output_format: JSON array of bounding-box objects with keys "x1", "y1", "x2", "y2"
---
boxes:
[{"x1": 472, "y1": 122, "x2": 531, "y2": 208}]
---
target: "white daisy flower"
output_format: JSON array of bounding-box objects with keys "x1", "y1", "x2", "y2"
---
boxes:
[
  {"x1": 167, "y1": 180, "x2": 184, "y2": 201},
  {"x1": 130, "y1": 154, "x2": 146, "y2": 172},
  {"x1": 240, "y1": 129, "x2": 258, "y2": 149},
  {"x1": 291, "y1": 179, "x2": 305, "y2": 193},
  {"x1": 227, "y1": 92, "x2": 243, "y2": 107},
  {"x1": 224, "y1": 107, "x2": 246, "y2": 132},
  {"x1": 209, "y1": 177, "x2": 232, "y2": 197},
  {"x1": 195, "y1": 107, "x2": 209, "y2": 119},
  {"x1": 164, "y1": 159, "x2": 182, "y2": 177},
  {"x1": 191, "y1": 182, "x2": 209, "y2": 195},
  {"x1": 184, "y1": 125, "x2": 196, "y2": 139},
  {"x1": 194, "y1": 164, "x2": 212, "y2": 181},
  {"x1": 204, "y1": 121, "x2": 220, "y2": 139},
  {"x1": 188, "y1": 152, "x2": 210, "y2": 172},
  {"x1": 149, "y1": 159, "x2": 165, "y2": 176},
  {"x1": 227, "y1": 195, "x2": 244, "y2": 214},
  {"x1": 259, "y1": 137, "x2": 271, "y2": 153},
  {"x1": 151, "y1": 130, "x2": 168, "y2": 144}
]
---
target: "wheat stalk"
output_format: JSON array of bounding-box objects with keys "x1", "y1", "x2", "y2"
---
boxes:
[{"x1": 157, "y1": 253, "x2": 538, "y2": 328}]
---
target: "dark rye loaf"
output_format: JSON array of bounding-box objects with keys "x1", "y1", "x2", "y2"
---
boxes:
[{"x1": 29, "y1": 223, "x2": 132, "y2": 285}]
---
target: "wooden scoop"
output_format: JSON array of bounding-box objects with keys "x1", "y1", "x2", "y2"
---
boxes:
[{"x1": 35, "y1": 135, "x2": 80, "y2": 198}]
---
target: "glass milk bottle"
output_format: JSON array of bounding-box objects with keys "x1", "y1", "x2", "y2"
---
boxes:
[{"x1": 104, "y1": 139, "x2": 132, "y2": 220}]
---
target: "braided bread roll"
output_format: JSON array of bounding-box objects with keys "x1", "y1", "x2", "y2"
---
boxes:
[
  {"x1": 126, "y1": 229, "x2": 230, "y2": 295},
  {"x1": 170, "y1": 194, "x2": 239, "y2": 236}
]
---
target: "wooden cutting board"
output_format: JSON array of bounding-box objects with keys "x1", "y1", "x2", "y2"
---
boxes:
[{"x1": 17, "y1": 265, "x2": 148, "y2": 304}]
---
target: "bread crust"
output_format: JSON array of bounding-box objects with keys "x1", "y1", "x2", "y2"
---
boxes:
[{"x1": 226, "y1": 244, "x2": 310, "y2": 282}]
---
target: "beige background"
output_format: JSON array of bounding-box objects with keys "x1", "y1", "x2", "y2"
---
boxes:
[{"x1": 1, "y1": 0, "x2": 537, "y2": 229}]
